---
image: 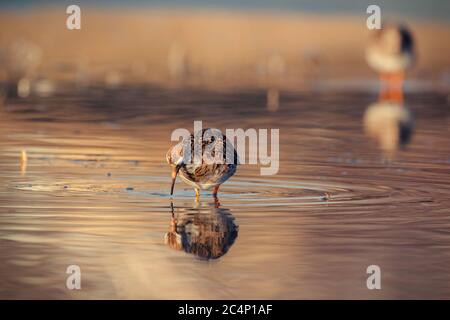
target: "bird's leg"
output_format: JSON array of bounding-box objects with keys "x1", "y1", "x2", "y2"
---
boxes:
[
  {"x1": 212, "y1": 186, "x2": 221, "y2": 207},
  {"x1": 169, "y1": 202, "x2": 177, "y2": 232},
  {"x1": 212, "y1": 186, "x2": 222, "y2": 207},
  {"x1": 379, "y1": 72, "x2": 390, "y2": 101},
  {"x1": 389, "y1": 71, "x2": 404, "y2": 104},
  {"x1": 170, "y1": 217, "x2": 177, "y2": 232},
  {"x1": 214, "y1": 197, "x2": 221, "y2": 208},
  {"x1": 195, "y1": 189, "x2": 200, "y2": 203},
  {"x1": 212, "y1": 185, "x2": 220, "y2": 198}
]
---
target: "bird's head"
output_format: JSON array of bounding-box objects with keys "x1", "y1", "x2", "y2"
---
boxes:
[{"x1": 166, "y1": 144, "x2": 185, "y2": 196}]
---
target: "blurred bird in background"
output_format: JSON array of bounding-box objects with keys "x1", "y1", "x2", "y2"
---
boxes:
[
  {"x1": 366, "y1": 24, "x2": 415, "y2": 104},
  {"x1": 364, "y1": 23, "x2": 415, "y2": 153}
]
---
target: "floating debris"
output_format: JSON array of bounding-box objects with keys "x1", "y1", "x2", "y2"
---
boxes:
[
  {"x1": 321, "y1": 192, "x2": 331, "y2": 201},
  {"x1": 20, "y1": 150, "x2": 27, "y2": 176},
  {"x1": 20, "y1": 150, "x2": 27, "y2": 163}
]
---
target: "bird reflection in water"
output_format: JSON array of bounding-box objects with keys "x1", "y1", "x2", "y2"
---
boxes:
[
  {"x1": 165, "y1": 202, "x2": 238, "y2": 260},
  {"x1": 364, "y1": 23, "x2": 415, "y2": 155},
  {"x1": 363, "y1": 101, "x2": 413, "y2": 154}
]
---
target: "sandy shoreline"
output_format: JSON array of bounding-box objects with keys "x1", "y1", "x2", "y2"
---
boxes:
[{"x1": 0, "y1": 9, "x2": 449, "y2": 90}]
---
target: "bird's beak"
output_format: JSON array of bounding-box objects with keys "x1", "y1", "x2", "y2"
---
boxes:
[{"x1": 170, "y1": 164, "x2": 182, "y2": 195}]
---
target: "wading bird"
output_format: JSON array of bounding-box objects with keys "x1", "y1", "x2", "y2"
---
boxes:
[
  {"x1": 166, "y1": 128, "x2": 238, "y2": 201},
  {"x1": 366, "y1": 24, "x2": 415, "y2": 104}
]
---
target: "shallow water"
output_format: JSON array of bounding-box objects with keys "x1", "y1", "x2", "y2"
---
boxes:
[{"x1": 0, "y1": 86, "x2": 449, "y2": 299}]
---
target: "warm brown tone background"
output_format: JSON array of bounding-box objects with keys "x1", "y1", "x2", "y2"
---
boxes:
[{"x1": 1, "y1": 10, "x2": 449, "y2": 89}]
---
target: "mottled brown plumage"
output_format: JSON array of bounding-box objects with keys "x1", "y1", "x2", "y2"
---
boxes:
[{"x1": 166, "y1": 128, "x2": 238, "y2": 199}]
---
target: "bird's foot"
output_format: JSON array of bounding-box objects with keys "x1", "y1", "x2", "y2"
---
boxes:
[{"x1": 195, "y1": 189, "x2": 200, "y2": 203}]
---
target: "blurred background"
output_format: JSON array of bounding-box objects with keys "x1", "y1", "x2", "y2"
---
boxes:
[{"x1": 0, "y1": 0, "x2": 449, "y2": 93}]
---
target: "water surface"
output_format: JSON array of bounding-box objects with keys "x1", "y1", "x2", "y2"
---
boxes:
[{"x1": 0, "y1": 86, "x2": 449, "y2": 299}]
